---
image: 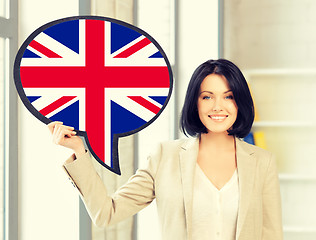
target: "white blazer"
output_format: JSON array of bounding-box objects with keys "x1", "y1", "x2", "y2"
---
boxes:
[{"x1": 63, "y1": 137, "x2": 283, "y2": 240}]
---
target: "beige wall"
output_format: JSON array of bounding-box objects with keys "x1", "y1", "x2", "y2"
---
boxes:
[
  {"x1": 91, "y1": 0, "x2": 133, "y2": 22},
  {"x1": 224, "y1": 0, "x2": 316, "y2": 69},
  {"x1": 223, "y1": 1, "x2": 316, "y2": 239}
]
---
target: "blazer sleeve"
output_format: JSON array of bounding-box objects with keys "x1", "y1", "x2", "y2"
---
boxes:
[
  {"x1": 63, "y1": 144, "x2": 162, "y2": 228},
  {"x1": 262, "y1": 153, "x2": 284, "y2": 240}
]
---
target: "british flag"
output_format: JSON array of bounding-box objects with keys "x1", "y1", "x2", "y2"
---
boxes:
[{"x1": 15, "y1": 16, "x2": 172, "y2": 175}]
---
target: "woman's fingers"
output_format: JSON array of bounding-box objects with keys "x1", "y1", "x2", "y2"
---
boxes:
[
  {"x1": 48, "y1": 121, "x2": 85, "y2": 152},
  {"x1": 57, "y1": 127, "x2": 74, "y2": 143},
  {"x1": 48, "y1": 121, "x2": 63, "y2": 134},
  {"x1": 49, "y1": 121, "x2": 74, "y2": 135},
  {"x1": 57, "y1": 128, "x2": 74, "y2": 139},
  {"x1": 49, "y1": 121, "x2": 76, "y2": 145}
]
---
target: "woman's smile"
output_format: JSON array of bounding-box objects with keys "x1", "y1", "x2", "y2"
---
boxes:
[{"x1": 208, "y1": 114, "x2": 229, "y2": 122}]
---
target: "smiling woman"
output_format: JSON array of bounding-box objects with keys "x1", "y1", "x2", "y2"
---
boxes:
[{"x1": 179, "y1": 59, "x2": 282, "y2": 239}]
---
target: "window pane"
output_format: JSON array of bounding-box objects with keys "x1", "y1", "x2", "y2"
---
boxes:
[
  {"x1": 0, "y1": 37, "x2": 5, "y2": 238},
  {"x1": 0, "y1": 0, "x2": 7, "y2": 18}
]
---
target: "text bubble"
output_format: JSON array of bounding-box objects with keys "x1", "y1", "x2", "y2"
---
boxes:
[{"x1": 14, "y1": 16, "x2": 173, "y2": 175}]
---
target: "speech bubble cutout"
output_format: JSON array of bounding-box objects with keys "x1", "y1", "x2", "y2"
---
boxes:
[{"x1": 14, "y1": 16, "x2": 173, "y2": 175}]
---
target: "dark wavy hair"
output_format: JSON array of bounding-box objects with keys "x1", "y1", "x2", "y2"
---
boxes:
[{"x1": 180, "y1": 59, "x2": 254, "y2": 138}]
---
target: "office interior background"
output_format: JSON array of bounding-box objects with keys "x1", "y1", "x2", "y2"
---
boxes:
[{"x1": 1, "y1": 0, "x2": 316, "y2": 239}]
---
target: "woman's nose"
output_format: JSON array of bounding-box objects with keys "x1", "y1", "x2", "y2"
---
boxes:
[{"x1": 212, "y1": 98, "x2": 223, "y2": 112}]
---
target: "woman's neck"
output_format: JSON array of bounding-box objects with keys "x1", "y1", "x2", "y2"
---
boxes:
[{"x1": 199, "y1": 131, "x2": 235, "y2": 152}]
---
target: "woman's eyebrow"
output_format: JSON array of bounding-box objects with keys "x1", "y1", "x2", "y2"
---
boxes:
[
  {"x1": 200, "y1": 91, "x2": 214, "y2": 94},
  {"x1": 199, "y1": 90, "x2": 232, "y2": 95},
  {"x1": 224, "y1": 90, "x2": 233, "y2": 93}
]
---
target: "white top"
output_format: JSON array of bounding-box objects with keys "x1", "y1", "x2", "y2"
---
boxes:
[{"x1": 192, "y1": 164, "x2": 239, "y2": 240}]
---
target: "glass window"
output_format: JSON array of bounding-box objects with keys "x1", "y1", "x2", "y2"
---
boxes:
[{"x1": 0, "y1": 0, "x2": 7, "y2": 18}]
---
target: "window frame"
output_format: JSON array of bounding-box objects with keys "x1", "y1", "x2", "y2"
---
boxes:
[{"x1": 0, "y1": 0, "x2": 18, "y2": 239}]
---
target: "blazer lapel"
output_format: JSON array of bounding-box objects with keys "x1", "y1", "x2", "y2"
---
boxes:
[
  {"x1": 235, "y1": 137, "x2": 256, "y2": 239},
  {"x1": 179, "y1": 137, "x2": 199, "y2": 240}
]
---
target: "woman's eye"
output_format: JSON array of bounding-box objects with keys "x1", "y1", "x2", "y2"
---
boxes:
[
  {"x1": 202, "y1": 96, "x2": 211, "y2": 100},
  {"x1": 225, "y1": 95, "x2": 234, "y2": 100}
]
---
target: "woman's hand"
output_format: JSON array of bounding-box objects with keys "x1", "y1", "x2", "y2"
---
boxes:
[{"x1": 48, "y1": 121, "x2": 86, "y2": 157}]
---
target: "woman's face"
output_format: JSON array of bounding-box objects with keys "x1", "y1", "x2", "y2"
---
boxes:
[{"x1": 197, "y1": 73, "x2": 238, "y2": 134}]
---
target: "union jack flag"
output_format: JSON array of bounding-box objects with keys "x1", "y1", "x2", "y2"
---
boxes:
[{"x1": 15, "y1": 16, "x2": 172, "y2": 175}]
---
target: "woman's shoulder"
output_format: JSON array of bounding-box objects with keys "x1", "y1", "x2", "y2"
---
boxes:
[
  {"x1": 148, "y1": 137, "x2": 198, "y2": 159},
  {"x1": 237, "y1": 137, "x2": 273, "y2": 159},
  {"x1": 236, "y1": 137, "x2": 276, "y2": 174},
  {"x1": 159, "y1": 137, "x2": 198, "y2": 151}
]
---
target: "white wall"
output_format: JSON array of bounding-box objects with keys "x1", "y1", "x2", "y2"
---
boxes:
[
  {"x1": 177, "y1": 0, "x2": 219, "y2": 114},
  {"x1": 136, "y1": 2, "x2": 174, "y2": 239},
  {"x1": 18, "y1": 1, "x2": 80, "y2": 240}
]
